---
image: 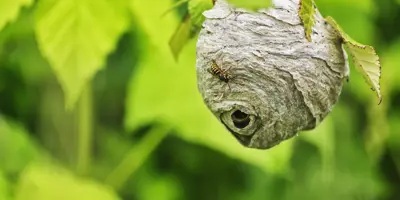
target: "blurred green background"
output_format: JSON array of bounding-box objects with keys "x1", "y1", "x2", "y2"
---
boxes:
[{"x1": 0, "y1": 0, "x2": 399, "y2": 199}]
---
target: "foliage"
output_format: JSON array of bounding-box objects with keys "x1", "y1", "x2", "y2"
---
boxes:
[
  {"x1": 0, "y1": 0, "x2": 399, "y2": 199},
  {"x1": 326, "y1": 16, "x2": 382, "y2": 104},
  {"x1": 0, "y1": 117, "x2": 38, "y2": 174},
  {"x1": 34, "y1": 0, "x2": 130, "y2": 109},
  {"x1": 0, "y1": 0, "x2": 33, "y2": 32},
  {"x1": 299, "y1": 0, "x2": 315, "y2": 42},
  {"x1": 167, "y1": 0, "x2": 213, "y2": 60},
  {"x1": 168, "y1": 14, "x2": 193, "y2": 60},
  {"x1": 188, "y1": 0, "x2": 213, "y2": 27},
  {"x1": 300, "y1": 0, "x2": 381, "y2": 104}
]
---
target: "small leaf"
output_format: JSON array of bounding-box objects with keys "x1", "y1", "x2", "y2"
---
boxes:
[
  {"x1": 226, "y1": 0, "x2": 272, "y2": 11},
  {"x1": 326, "y1": 16, "x2": 382, "y2": 104},
  {"x1": 188, "y1": 0, "x2": 213, "y2": 27},
  {"x1": 34, "y1": 0, "x2": 129, "y2": 109},
  {"x1": 348, "y1": 45, "x2": 382, "y2": 103},
  {"x1": 299, "y1": 0, "x2": 316, "y2": 42},
  {"x1": 169, "y1": 13, "x2": 194, "y2": 60},
  {"x1": 105, "y1": 125, "x2": 171, "y2": 190},
  {"x1": 15, "y1": 163, "x2": 121, "y2": 200},
  {"x1": 168, "y1": 0, "x2": 213, "y2": 59},
  {"x1": 0, "y1": 0, "x2": 34, "y2": 32}
]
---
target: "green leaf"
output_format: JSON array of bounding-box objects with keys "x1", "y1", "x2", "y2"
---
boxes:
[
  {"x1": 166, "y1": 0, "x2": 212, "y2": 59},
  {"x1": 226, "y1": 0, "x2": 271, "y2": 11},
  {"x1": 169, "y1": 0, "x2": 213, "y2": 60},
  {"x1": 105, "y1": 125, "x2": 171, "y2": 190},
  {"x1": 326, "y1": 16, "x2": 382, "y2": 104},
  {"x1": 299, "y1": 0, "x2": 316, "y2": 42},
  {"x1": 169, "y1": 13, "x2": 194, "y2": 60},
  {"x1": 126, "y1": 0, "x2": 293, "y2": 175},
  {"x1": 34, "y1": 0, "x2": 129, "y2": 109},
  {"x1": 0, "y1": 6, "x2": 35, "y2": 47},
  {"x1": 188, "y1": 0, "x2": 213, "y2": 27},
  {"x1": 15, "y1": 163, "x2": 121, "y2": 200},
  {"x1": 315, "y1": 2, "x2": 375, "y2": 103},
  {"x1": 0, "y1": 117, "x2": 38, "y2": 174},
  {"x1": 130, "y1": 0, "x2": 179, "y2": 50},
  {"x1": 0, "y1": 0, "x2": 34, "y2": 32}
]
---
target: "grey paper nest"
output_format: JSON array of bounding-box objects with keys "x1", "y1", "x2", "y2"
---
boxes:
[{"x1": 196, "y1": 0, "x2": 349, "y2": 149}]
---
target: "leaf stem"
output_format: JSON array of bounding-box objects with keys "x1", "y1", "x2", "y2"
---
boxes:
[
  {"x1": 76, "y1": 85, "x2": 93, "y2": 175},
  {"x1": 105, "y1": 125, "x2": 170, "y2": 190}
]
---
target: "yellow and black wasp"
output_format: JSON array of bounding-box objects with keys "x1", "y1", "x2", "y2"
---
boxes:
[{"x1": 208, "y1": 60, "x2": 233, "y2": 90}]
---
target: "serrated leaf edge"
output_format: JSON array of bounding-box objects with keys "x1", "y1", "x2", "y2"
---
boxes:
[{"x1": 325, "y1": 16, "x2": 382, "y2": 105}]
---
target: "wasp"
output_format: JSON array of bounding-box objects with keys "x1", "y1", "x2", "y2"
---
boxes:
[
  {"x1": 208, "y1": 60, "x2": 232, "y2": 82},
  {"x1": 208, "y1": 60, "x2": 233, "y2": 91}
]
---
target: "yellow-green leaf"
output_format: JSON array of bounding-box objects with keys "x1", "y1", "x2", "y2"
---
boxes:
[
  {"x1": 130, "y1": 0, "x2": 180, "y2": 54},
  {"x1": 348, "y1": 45, "x2": 382, "y2": 104},
  {"x1": 34, "y1": 0, "x2": 129, "y2": 109},
  {"x1": 0, "y1": 117, "x2": 39, "y2": 174},
  {"x1": 326, "y1": 16, "x2": 382, "y2": 104},
  {"x1": 299, "y1": 0, "x2": 316, "y2": 42},
  {"x1": 227, "y1": 0, "x2": 271, "y2": 11},
  {"x1": 169, "y1": 13, "x2": 193, "y2": 60},
  {"x1": 15, "y1": 163, "x2": 120, "y2": 200},
  {"x1": 188, "y1": 0, "x2": 213, "y2": 27},
  {"x1": 0, "y1": 0, "x2": 34, "y2": 32},
  {"x1": 168, "y1": 0, "x2": 213, "y2": 60}
]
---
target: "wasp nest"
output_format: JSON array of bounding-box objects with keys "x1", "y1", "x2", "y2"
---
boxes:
[{"x1": 196, "y1": 0, "x2": 349, "y2": 149}]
